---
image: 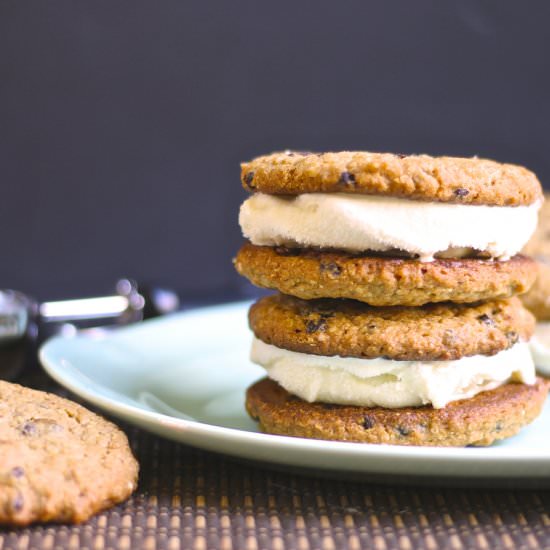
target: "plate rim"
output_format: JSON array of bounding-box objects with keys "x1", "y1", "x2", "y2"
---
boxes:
[{"x1": 39, "y1": 301, "x2": 550, "y2": 474}]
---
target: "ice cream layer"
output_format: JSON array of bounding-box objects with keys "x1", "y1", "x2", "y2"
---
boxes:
[
  {"x1": 239, "y1": 193, "x2": 540, "y2": 261},
  {"x1": 250, "y1": 337, "x2": 535, "y2": 409}
]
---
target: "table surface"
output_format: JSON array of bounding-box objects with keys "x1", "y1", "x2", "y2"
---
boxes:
[{"x1": 1, "y1": 354, "x2": 550, "y2": 550}]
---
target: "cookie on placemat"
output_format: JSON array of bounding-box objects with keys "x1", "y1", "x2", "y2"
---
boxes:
[
  {"x1": 0, "y1": 381, "x2": 138, "y2": 526},
  {"x1": 241, "y1": 151, "x2": 542, "y2": 206},
  {"x1": 246, "y1": 377, "x2": 550, "y2": 447},
  {"x1": 249, "y1": 294, "x2": 534, "y2": 361},
  {"x1": 236, "y1": 243, "x2": 537, "y2": 306}
]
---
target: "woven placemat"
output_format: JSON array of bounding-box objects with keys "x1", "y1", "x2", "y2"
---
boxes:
[{"x1": 1, "y1": 368, "x2": 549, "y2": 550}]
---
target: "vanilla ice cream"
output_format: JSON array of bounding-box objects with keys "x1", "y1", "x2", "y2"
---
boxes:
[
  {"x1": 250, "y1": 337, "x2": 535, "y2": 409},
  {"x1": 239, "y1": 193, "x2": 540, "y2": 261}
]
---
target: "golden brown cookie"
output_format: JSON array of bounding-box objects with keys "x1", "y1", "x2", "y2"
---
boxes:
[
  {"x1": 0, "y1": 381, "x2": 139, "y2": 526},
  {"x1": 521, "y1": 194, "x2": 550, "y2": 319},
  {"x1": 246, "y1": 377, "x2": 550, "y2": 446},
  {"x1": 236, "y1": 244, "x2": 537, "y2": 306},
  {"x1": 249, "y1": 294, "x2": 535, "y2": 361},
  {"x1": 241, "y1": 151, "x2": 542, "y2": 206}
]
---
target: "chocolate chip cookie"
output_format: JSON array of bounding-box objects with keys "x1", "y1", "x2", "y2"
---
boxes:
[
  {"x1": 0, "y1": 381, "x2": 139, "y2": 526},
  {"x1": 241, "y1": 151, "x2": 542, "y2": 206},
  {"x1": 236, "y1": 243, "x2": 537, "y2": 306},
  {"x1": 246, "y1": 377, "x2": 550, "y2": 446},
  {"x1": 249, "y1": 294, "x2": 535, "y2": 361}
]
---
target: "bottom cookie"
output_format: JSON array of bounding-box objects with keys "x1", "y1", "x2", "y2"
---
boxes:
[{"x1": 246, "y1": 377, "x2": 550, "y2": 447}]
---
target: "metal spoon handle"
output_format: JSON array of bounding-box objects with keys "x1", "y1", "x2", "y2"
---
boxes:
[{"x1": 39, "y1": 279, "x2": 144, "y2": 323}]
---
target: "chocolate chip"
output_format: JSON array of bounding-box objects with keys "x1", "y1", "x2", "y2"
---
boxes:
[
  {"x1": 454, "y1": 188, "x2": 469, "y2": 197},
  {"x1": 21, "y1": 419, "x2": 63, "y2": 436},
  {"x1": 12, "y1": 493, "x2": 24, "y2": 513},
  {"x1": 320, "y1": 261, "x2": 342, "y2": 277},
  {"x1": 396, "y1": 426, "x2": 411, "y2": 437},
  {"x1": 495, "y1": 421, "x2": 504, "y2": 432},
  {"x1": 11, "y1": 466, "x2": 24, "y2": 478},
  {"x1": 21, "y1": 422, "x2": 36, "y2": 436},
  {"x1": 363, "y1": 416, "x2": 375, "y2": 429},
  {"x1": 244, "y1": 171, "x2": 255, "y2": 189},
  {"x1": 506, "y1": 331, "x2": 519, "y2": 344},
  {"x1": 338, "y1": 171, "x2": 356, "y2": 186},
  {"x1": 396, "y1": 153, "x2": 407, "y2": 159},
  {"x1": 477, "y1": 314, "x2": 495, "y2": 326},
  {"x1": 305, "y1": 318, "x2": 328, "y2": 333}
]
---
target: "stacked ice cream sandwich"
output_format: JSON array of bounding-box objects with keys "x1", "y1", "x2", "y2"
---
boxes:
[{"x1": 235, "y1": 151, "x2": 549, "y2": 446}]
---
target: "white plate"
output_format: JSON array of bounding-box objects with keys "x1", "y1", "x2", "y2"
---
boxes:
[{"x1": 39, "y1": 301, "x2": 550, "y2": 484}]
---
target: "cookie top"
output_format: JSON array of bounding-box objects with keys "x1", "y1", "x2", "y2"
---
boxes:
[
  {"x1": 0, "y1": 381, "x2": 139, "y2": 526},
  {"x1": 246, "y1": 377, "x2": 550, "y2": 446},
  {"x1": 235, "y1": 244, "x2": 537, "y2": 306},
  {"x1": 241, "y1": 151, "x2": 542, "y2": 206},
  {"x1": 249, "y1": 294, "x2": 535, "y2": 361}
]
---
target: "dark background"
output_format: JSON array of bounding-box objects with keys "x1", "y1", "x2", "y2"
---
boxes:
[{"x1": 1, "y1": 1, "x2": 549, "y2": 302}]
